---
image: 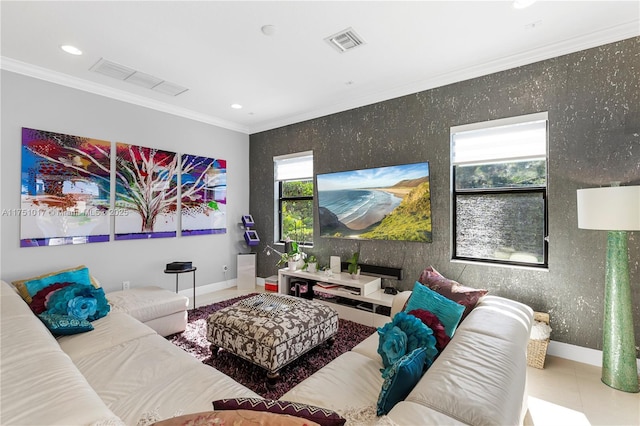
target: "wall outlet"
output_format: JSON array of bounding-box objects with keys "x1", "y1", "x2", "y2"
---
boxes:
[
  {"x1": 222, "y1": 264, "x2": 228, "y2": 272},
  {"x1": 122, "y1": 281, "x2": 130, "y2": 290}
]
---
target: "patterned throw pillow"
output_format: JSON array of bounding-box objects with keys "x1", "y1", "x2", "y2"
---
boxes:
[
  {"x1": 153, "y1": 410, "x2": 320, "y2": 426},
  {"x1": 404, "y1": 282, "x2": 465, "y2": 338},
  {"x1": 12, "y1": 266, "x2": 109, "y2": 324},
  {"x1": 376, "y1": 346, "x2": 428, "y2": 416},
  {"x1": 418, "y1": 266, "x2": 488, "y2": 320},
  {"x1": 12, "y1": 265, "x2": 99, "y2": 304},
  {"x1": 38, "y1": 312, "x2": 94, "y2": 336},
  {"x1": 212, "y1": 398, "x2": 346, "y2": 426},
  {"x1": 377, "y1": 312, "x2": 437, "y2": 372}
]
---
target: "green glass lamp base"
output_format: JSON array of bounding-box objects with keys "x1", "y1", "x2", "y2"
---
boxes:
[{"x1": 601, "y1": 231, "x2": 639, "y2": 393}]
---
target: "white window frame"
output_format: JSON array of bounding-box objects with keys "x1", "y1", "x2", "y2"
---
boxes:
[
  {"x1": 273, "y1": 151, "x2": 314, "y2": 246},
  {"x1": 450, "y1": 112, "x2": 549, "y2": 269}
]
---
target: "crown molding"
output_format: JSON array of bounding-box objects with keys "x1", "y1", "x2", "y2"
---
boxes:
[
  {"x1": 0, "y1": 57, "x2": 250, "y2": 135},
  {"x1": 248, "y1": 21, "x2": 640, "y2": 134},
  {"x1": 2, "y1": 19, "x2": 638, "y2": 136}
]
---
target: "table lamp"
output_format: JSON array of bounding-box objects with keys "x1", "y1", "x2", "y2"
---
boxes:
[{"x1": 577, "y1": 184, "x2": 640, "y2": 393}]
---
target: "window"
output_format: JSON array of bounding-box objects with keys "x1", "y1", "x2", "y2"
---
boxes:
[
  {"x1": 274, "y1": 152, "x2": 314, "y2": 245},
  {"x1": 451, "y1": 112, "x2": 548, "y2": 268}
]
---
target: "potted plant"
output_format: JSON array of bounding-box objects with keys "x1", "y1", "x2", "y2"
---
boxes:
[
  {"x1": 276, "y1": 241, "x2": 304, "y2": 270},
  {"x1": 347, "y1": 252, "x2": 360, "y2": 279},
  {"x1": 304, "y1": 255, "x2": 318, "y2": 273}
]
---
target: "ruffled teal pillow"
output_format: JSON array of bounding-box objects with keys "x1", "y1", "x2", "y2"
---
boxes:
[
  {"x1": 377, "y1": 311, "x2": 438, "y2": 372},
  {"x1": 46, "y1": 283, "x2": 110, "y2": 321},
  {"x1": 38, "y1": 312, "x2": 94, "y2": 336},
  {"x1": 404, "y1": 281, "x2": 465, "y2": 337},
  {"x1": 377, "y1": 325, "x2": 407, "y2": 368},
  {"x1": 376, "y1": 346, "x2": 428, "y2": 416}
]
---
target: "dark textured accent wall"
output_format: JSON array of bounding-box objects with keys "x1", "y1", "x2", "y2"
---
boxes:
[{"x1": 249, "y1": 37, "x2": 640, "y2": 351}]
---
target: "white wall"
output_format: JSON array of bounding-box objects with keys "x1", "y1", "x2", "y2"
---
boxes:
[{"x1": 0, "y1": 71, "x2": 250, "y2": 293}]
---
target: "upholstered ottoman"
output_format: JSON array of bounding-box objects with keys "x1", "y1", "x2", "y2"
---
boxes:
[
  {"x1": 206, "y1": 293, "x2": 339, "y2": 380},
  {"x1": 107, "y1": 286, "x2": 188, "y2": 337}
]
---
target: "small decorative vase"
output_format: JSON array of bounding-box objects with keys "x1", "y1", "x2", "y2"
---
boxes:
[
  {"x1": 288, "y1": 261, "x2": 298, "y2": 271},
  {"x1": 308, "y1": 262, "x2": 317, "y2": 273},
  {"x1": 350, "y1": 267, "x2": 361, "y2": 279}
]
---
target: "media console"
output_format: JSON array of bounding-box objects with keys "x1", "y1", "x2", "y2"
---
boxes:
[{"x1": 277, "y1": 268, "x2": 394, "y2": 327}]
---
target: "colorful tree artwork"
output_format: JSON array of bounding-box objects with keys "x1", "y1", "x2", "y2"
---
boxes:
[
  {"x1": 180, "y1": 155, "x2": 227, "y2": 236},
  {"x1": 20, "y1": 127, "x2": 111, "y2": 247},
  {"x1": 114, "y1": 143, "x2": 179, "y2": 240}
]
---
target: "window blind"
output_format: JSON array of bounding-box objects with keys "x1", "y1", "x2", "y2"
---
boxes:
[
  {"x1": 452, "y1": 119, "x2": 547, "y2": 166},
  {"x1": 274, "y1": 153, "x2": 313, "y2": 181}
]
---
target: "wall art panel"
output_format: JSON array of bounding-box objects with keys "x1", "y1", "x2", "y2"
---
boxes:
[
  {"x1": 20, "y1": 127, "x2": 111, "y2": 247},
  {"x1": 180, "y1": 154, "x2": 227, "y2": 236},
  {"x1": 114, "y1": 142, "x2": 178, "y2": 240}
]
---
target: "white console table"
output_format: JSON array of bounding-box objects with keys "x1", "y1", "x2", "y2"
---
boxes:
[{"x1": 277, "y1": 268, "x2": 394, "y2": 327}]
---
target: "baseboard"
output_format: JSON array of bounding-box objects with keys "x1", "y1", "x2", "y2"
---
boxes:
[
  {"x1": 177, "y1": 279, "x2": 236, "y2": 298},
  {"x1": 548, "y1": 340, "x2": 640, "y2": 370}
]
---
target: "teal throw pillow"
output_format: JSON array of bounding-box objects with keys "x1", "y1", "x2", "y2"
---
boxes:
[
  {"x1": 377, "y1": 325, "x2": 407, "y2": 369},
  {"x1": 38, "y1": 312, "x2": 94, "y2": 336},
  {"x1": 376, "y1": 346, "x2": 428, "y2": 416},
  {"x1": 404, "y1": 282, "x2": 464, "y2": 338},
  {"x1": 46, "y1": 283, "x2": 110, "y2": 321},
  {"x1": 12, "y1": 265, "x2": 94, "y2": 303},
  {"x1": 377, "y1": 312, "x2": 438, "y2": 372}
]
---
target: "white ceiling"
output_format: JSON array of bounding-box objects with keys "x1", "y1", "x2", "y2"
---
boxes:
[{"x1": 1, "y1": 1, "x2": 639, "y2": 135}]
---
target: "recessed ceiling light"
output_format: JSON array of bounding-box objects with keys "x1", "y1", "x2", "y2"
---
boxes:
[
  {"x1": 261, "y1": 25, "x2": 276, "y2": 36},
  {"x1": 231, "y1": 104, "x2": 243, "y2": 109},
  {"x1": 60, "y1": 45, "x2": 82, "y2": 55}
]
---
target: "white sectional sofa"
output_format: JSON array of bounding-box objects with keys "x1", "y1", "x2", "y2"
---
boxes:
[
  {"x1": 0, "y1": 280, "x2": 259, "y2": 425},
  {"x1": 1, "y1": 278, "x2": 533, "y2": 425},
  {"x1": 282, "y1": 291, "x2": 534, "y2": 425}
]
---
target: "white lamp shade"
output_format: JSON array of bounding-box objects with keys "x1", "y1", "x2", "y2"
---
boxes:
[{"x1": 577, "y1": 186, "x2": 640, "y2": 231}]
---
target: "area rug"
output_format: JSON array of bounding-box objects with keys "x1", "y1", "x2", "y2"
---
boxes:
[{"x1": 168, "y1": 294, "x2": 377, "y2": 399}]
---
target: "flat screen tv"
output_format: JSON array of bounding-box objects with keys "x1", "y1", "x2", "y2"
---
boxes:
[{"x1": 316, "y1": 162, "x2": 431, "y2": 242}]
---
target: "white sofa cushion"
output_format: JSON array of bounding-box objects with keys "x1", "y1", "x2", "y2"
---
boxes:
[
  {"x1": 350, "y1": 332, "x2": 380, "y2": 362},
  {"x1": 402, "y1": 294, "x2": 531, "y2": 426},
  {"x1": 388, "y1": 401, "x2": 467, "y2": 425},
  {"x1": 107, "y1": 286, "x2": 188, "y2": 323},
  {"x1": 65, "y1": 323, "x2": 261, "y2": 423},
  {"x1": 0, "y1": 280, "x2": 120, "y2": 426},
  {"x1": 58, "y1": 311, "x2": 156, "y2": 360},
  {"x1": 280, "y1": 351, "x2": 384, "y2": 413},
  {"x1": 456, "y1": 295, "x2": 532, "y2": 346}
]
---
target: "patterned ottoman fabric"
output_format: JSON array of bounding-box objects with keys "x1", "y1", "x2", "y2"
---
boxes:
[{"x1": 206, "y1": 293, "x2": 339, "y2": 375}]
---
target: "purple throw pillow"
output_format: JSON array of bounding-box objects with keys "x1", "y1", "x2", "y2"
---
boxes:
[
  {"x1": 212, "y1": 398, "x2": 346, "y2": 426},
  {"x1": 418, "y1": 266, "x2": 488, "y2": 320}
]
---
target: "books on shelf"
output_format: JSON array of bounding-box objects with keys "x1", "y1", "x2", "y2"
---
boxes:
[
  {"x1": 336, "y1": 286, "x2": 360, "y2": 295},
  {"x1": 315, "y1": 282, "x2": 340, "y2": 289}
]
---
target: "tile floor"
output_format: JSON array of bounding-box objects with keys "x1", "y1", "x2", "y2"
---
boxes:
[
  {"x1": 525, "y1": 355, "x2": 639, "y2": 426},
  {"x1": 196, "y1": 287, "x2": 640, "y2": 426}
]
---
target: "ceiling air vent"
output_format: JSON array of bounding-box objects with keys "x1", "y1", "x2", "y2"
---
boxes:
[
  {"x1": 152, "y1": 81, "x2": 188, "y2": 97},
  {"x1": 90, "y1": 58, "x2": 135, "y2": 80},
  {"x1": 325, "y1": 27, "x2": 366, "y2": 53},
  {"x1": 90, "y1": 58, "x2": 189, "y2": 97}
]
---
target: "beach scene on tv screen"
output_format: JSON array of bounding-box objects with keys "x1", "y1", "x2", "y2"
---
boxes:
[{"x1": 317, "y1": 162, "x2": 431, "y2": 242}]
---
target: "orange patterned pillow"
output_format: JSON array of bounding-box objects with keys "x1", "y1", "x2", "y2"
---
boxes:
[{"x1": 151, "y1": 410, "x2": 320, "y2": 426}]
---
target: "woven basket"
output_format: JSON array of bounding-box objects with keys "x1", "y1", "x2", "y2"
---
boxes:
[{"x1": 527, "y1": 312, "x2": 550, "y2": 369}]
